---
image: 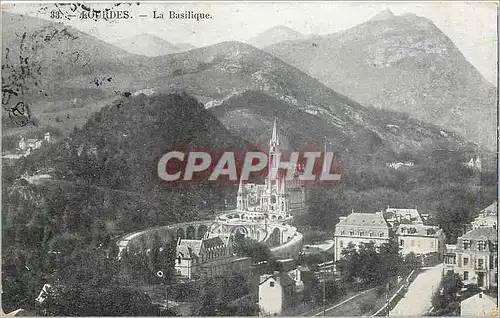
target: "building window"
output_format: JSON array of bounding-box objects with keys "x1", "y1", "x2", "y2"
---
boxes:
[
  {"x1": 478, "y1": 241, "x2": 486, "y2": 251},
  {"x1": 341, "y1": 230, "x2": 345, "y2": 235},
  {"x1": 463, "y1": 257, "x2": 469, "y2": 266},
  {"x1": 400, "y1": 240, "x2": 404, "y2": 246},
  {"x1": 477, "y1": 259, "x2": 484, "y2": 270},
  {"x1": 463, "y1": 240, "x2": 471, "y2": 250},
  {"x1": 349, "y1": 231, "x2": 354, "y2": 236},
  {"x1": 270, "y1": 281, "x2": 275, "y2": 287},
  {"x1": 340, "y1": 241, "x2": 344, "y2": 248},
  {"x1": 369, "y1": 232, "x2": 373, "y2": 237},
  {"x1": 463, "y1": 271, "x2": 469, "y2": 280},
  {"x1": 359, "y1": 231, "x2": 365, "y2": 236},
  {"x1": 445, "y1": 256, "x2": 456, "y2": 265},
  {"x1": 379, "y1": 232, "x2": 384, "y2": 238}
]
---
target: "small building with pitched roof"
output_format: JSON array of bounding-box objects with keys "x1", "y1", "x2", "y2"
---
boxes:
[
  {"x1": 258, "y1": 268, "x2": 305, "y2": 316},
  {"x1": 460, "y1": 292, "x2": 497, "y2": 317}
]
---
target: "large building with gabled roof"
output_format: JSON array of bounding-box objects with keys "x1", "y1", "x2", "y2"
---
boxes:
[{"x1": 333, "y1": 211, "x2": 390, "y2": 262}]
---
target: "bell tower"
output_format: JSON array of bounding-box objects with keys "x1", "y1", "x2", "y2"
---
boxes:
[{"x1": 237, "y1": 178, "x2": 248, "y2": 211}]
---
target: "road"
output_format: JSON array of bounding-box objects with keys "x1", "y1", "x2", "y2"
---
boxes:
[
  {"x1": 314, "y1": 287, "x2": 376, "y2": 316},
  {"x1": 389, "y1": 263, "x2": 443, "y2": 316}
]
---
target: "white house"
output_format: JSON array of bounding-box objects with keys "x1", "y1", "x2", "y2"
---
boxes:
[
  {"x1": 460, "y1": 292, "x2": 497, "y2": 317},
  {"x1": 18, "y1": 132, "x2": 51, "y2": 152},
  {"x1": 258, "y1": 268, "x2": 304, "y2": 316}
]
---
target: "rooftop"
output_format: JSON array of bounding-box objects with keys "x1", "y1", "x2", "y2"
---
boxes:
[
  {"x1": 461, "y1": 292, "x2": 497, "y2": 305},
  {"x1": 460, "y1": 227, "x2": 498, "y2": 241},
  {"x1": 397, "y1": 224, "x2": 443, "y2": 237},
  {"x1": 384, "y1": 207, "x2": 423, "y2": 223},
  {"x1": 337, "y1": 212, "x2": 388, "y2": 227},
  {"x1": 478, "y1": 202, "x2": 497, "y2": 217},
  {"x1": 201, "y1": 236, "x2": 224, "y2": 249}
]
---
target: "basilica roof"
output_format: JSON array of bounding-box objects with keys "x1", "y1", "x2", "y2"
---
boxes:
[{"x1": 177, "y1": 236, "x2": 226, "y2": 259}]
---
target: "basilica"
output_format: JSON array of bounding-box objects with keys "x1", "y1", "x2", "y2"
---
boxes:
[
  {"x1": 175, "y1": 120, "x2": 306, "y2": 279},
  {"x1": 236, "y1": 119, "x2": 307, "y2": 220}
]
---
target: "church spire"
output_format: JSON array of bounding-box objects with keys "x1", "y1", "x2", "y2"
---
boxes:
[
  {"x1": 270, "y1": 117, "x2": 279, "y2": 147},
  {"x1": 237, "y1": 177, "x2": 244, "y2": 196}
]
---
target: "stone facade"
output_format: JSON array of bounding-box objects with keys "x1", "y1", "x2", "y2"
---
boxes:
[
  {"x1": 444, "y1": 227, "x2": 498, "y2": 289},
  {"x1": 396, "y1": 224, "x2": 446, "y2": 258},
  {"x1": 175, "y1": 237, "x2": 251, "y2": 279}
]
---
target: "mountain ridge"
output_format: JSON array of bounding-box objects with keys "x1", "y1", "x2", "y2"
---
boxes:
[{"x1": 264, "y1": 12, "x2": 497, "y2": 150}]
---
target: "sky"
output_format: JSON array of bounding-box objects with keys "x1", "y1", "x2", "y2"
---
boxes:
[{"x1": 3, "y1": 1, "x2": 498, "y2": 84}]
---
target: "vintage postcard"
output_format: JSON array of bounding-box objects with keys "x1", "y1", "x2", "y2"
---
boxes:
[{"x1": 1, "y1": 1, "x2": 498, "y2": 316}]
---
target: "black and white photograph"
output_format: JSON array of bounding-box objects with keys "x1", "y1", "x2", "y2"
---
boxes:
[{"x1": 1, "y1": 1, "x2": 498, "y2": 316}]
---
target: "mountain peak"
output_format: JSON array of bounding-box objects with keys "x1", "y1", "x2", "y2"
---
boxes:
[
  {"x1": 369, "y1": 9, "x2": 396, "y2": 22},
  {"x1": 248, "y1": 25, "x2": 304, "y2": 48},
  {"x1": 111, "y1": 34, "x2": 179, "y2": 56},
  {"x1": 268, "y1": 25, "x2": 302, "y2": 34}
]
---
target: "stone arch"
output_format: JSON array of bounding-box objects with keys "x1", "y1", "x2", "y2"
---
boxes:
[
  {"x1": 186, "y1": 226, "x2": 196, "y2": 239},
  {"x1": 197, "y1": 225, "x2": 208, "y2": 239},
  {"x1": 232, "y1": 226, "x2": 249, "y2": 237},
  {"x1": 176, "y1": 228, "x2": 185, "y2": 239}
]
